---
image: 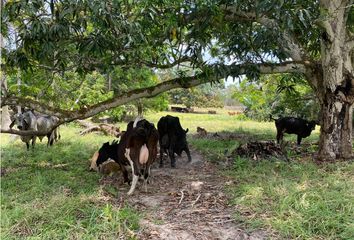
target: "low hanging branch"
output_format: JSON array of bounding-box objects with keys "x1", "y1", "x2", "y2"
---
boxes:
[
  {"x1": 0, "y1": 61, "x2": 307, "y2": 136},
  {"x1": 76, "y1": 120, "x2": 121, "y2": 137}
]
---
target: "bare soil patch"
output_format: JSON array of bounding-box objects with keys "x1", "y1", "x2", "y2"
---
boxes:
[{"x1": 100, "y1": 150, "x2": 270, "y2": 240}]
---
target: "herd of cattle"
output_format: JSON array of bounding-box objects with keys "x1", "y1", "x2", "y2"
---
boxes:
[
  {"x1": 89, "y1": 115, "x2": 191, "y2": 195},
  {"x1": 9, "y1": 110, "x2": 317, "y2": 195}
]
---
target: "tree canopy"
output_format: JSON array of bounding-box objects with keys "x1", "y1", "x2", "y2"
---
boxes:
[{"x1": 1, "y1": 0, "x2": 353, "y2": 161}]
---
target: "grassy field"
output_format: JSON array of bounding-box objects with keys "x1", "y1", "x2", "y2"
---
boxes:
[
  {"x1": 191, "y1": 136, "x2": 354, "y2": 239},
  {"x1": 1, "y1": 125, "x2": 140, "y2": 239},
  {"x1": 1, "y1": 110, "x2": 353, "y2": 239}
]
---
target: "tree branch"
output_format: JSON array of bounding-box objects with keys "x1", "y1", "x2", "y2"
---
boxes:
[
  {"x1": 316, "y1": 0, "x2": 349, "y2": 42},
  {"x1": 0, "y1": 128, "x2": 57, "y2": 136},
  {"x1": 141, "y1": 56, "x2": 195, "y2": 69},
  {"x1": 221, "y1": 6, "x2": 308, "y2": 61},
  {"x1": 1, "y1": 61, "x2": 308, "y2": 136}
]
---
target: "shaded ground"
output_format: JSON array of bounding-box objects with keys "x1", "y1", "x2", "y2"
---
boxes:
[{"x1": 101, "y1": 150, "x2": 269, "y2": 240}]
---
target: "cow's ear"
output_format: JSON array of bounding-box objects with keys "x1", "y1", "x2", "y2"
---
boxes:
[
  {"x1": 185, "y1": 128, "x2": 189, "y2": 133},
  {"x1": 103, "y1": 142, "x2": 109, "y2": 146}
]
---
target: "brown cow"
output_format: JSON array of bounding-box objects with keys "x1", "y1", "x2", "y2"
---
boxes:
[
  {"x1": 89, "y1": 117, "x2": 159, "y2": 195},
  {"x1": 123, "y1": 117, "x2": 159, "y2": 195}
]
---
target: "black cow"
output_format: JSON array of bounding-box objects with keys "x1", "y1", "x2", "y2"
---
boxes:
[
  {"x1": 157, "y1": 115, "x2": 192, "y2": 168},
  {"x1": 89, "y1": 140, "x2": 129, "y2": 179},
  {"x1": 273, "y1": 116, "x2": 316, "y2": 145}
]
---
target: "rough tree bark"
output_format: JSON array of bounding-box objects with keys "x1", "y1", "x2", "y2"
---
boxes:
[
  {"x1": 222, "y1": 3, "x2": 353, "y2": 161},
  {"x1": 316, "y1": 0, "x2": 354, "y2": 160}
]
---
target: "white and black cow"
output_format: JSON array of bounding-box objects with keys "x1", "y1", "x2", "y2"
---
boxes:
[
  {"x1": 90, "y1": 117, "x2": 159, "y2": 195},
  {"x1": 123, "y1": 117, "x2": 159, "y2": 195},
  {"x1": 157, "y1": 115, "x2": 192, "y2": 168},
  {"x1": 10, "y1": 110, "x2": 60, "y2": 149}
]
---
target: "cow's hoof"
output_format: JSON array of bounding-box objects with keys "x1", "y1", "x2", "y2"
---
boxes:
[
  {"x1": 171, "y1": 164, "x2": 176, "y2": 168},
  {"x1": 159, "y1": 164, "x2": 163, "y2": 168}
]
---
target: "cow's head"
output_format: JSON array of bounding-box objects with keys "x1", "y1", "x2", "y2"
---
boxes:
[
  {"x1": 174, "y1": 128, "x2": 190, "y2": 155},
  {"x1": 10, "y1": 113, "x2": 29, "y2": 130},
  {"x1": 308, "y1": 121, "x2": 316, "y2": 131}
]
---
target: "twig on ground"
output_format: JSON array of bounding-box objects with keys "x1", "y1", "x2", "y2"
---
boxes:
[
  {"x1": 191, "y1": 193, "x2": 201, "y2": 207},
  {"x1": 178, "y1": 190, "x2": 184, "y2": 205}
]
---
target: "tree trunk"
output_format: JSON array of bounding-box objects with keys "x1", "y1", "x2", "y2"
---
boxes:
[
  {"x1": 318, "y1": 95, "x2": 353, "y2": 160},
  {"x1": 0, "y1": 18, "x2": 11, "y2": 130},
  {"x1": 1, "y1": 73, "x2": 12, "y2": 130},
  {"x1": 316, "y1": 0, "x2": 354, "y2": 161}
]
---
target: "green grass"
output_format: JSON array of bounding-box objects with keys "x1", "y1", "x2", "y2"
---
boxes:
[
  {"x1": 1, "y1": 125, "x2": 140, "y2": 239},
  {"x1": 180, "y1": 112, "x2": 353, "y2": 239},
  {"x1": 145, "y1": 111, "x2": 353, "y2": 239},
  {"x1": 1, "y1": 110, "x2": 352, "y2": 239},
  {"x1": 227, "y1": 159, "x2": 354, "y2": 239},
  {"x1": 144, "y1": 110, "x2": 320, "y2": 145}
]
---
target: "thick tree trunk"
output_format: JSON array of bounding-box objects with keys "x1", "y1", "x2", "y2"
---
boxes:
[
  {"x1": 318, "y1": 96, "x2": 353, "y2": 160},
  {"x1": 316, "y1": 0, "x2": 354, "y2": 161}
]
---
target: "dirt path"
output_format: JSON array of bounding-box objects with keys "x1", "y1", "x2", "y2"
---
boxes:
[{"x1": 104, "y1": 150, "x2": 268, "y2": 240}]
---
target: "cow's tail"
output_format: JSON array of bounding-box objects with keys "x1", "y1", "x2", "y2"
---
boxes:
[{"x1": 133, "y1": 115, "x2": 144, "y2": 128}]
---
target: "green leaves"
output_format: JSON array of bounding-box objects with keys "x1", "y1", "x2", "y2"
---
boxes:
[{"x1": 232, "y1": 74, "x2": 318, "y2": 121}]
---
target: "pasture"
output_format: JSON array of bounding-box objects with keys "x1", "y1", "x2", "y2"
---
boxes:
[{"x1": 1, "y1": 111, "x2": 353, "y2": 239}]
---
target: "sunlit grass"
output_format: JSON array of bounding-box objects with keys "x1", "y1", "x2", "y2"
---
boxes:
[{"x1": 144, "y1": 110, "x2": 320, "y2": 145}]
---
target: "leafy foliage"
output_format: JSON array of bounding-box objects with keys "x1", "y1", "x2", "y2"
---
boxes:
[
  {"x1": 169, "y1": 82, "x2": 224, "y2": 108},
  {"x1": 232, "y1": 74, "x2": 319, "y2": 121}
]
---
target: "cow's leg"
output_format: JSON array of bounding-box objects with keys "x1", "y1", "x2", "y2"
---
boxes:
[
  {"x1": 31, "y1": 136, "x2": 36, "y2": 149},
  {"x1": 276, "y1": 130, "x2": 284, "y2": 144},
  {"x1": 147, "y1": 166, "x2": 152, "y2": 184},
  {"x1": 143, "y1": 166, "x2": 150, "y2": 192},
  {"x1": 120, "y1": 164, "x2": 130, "y2": 185},
  {"x1": 169, "y1": 147, "x2": 176, "y2": 168},
  {"x1": 184, "y1": 147, "x2": 192, "y2": 162},
  {"x1": 47, "y1": 131, "x2": 55, "y2": 146},
  {"x1": 26, "y1": 142, "x2": 30, "y2": 150},
  {"x1": 297, "y1": 136, "x2": 302, "y2": 146},
  {"x1": 159, "y1": 147, "x2": 164, "y2": 168},
  {"x1": 125, "y1": 148, "x2": 139, "y2": 195},
  {"x1": 46, "y1": 134, "x2": 51, "y2": 147}
]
